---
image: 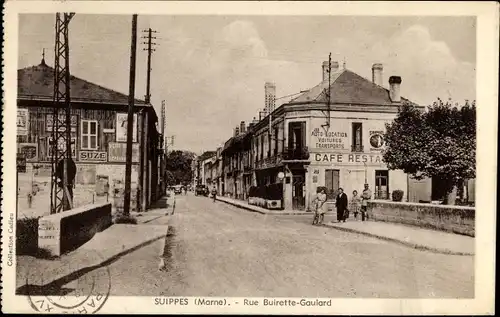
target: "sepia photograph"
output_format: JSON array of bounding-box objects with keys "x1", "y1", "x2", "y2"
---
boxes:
[{"x1": 2, "y1": 1, "x2": 497, "y2": 315}]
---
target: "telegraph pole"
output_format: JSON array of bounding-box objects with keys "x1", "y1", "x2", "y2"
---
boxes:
[
  {"x1": 124, "y1": 14, "x2": 138, "y2": 216},
  {"x1": 142, "y1": 28, "x2": 157, "y2": 104}
]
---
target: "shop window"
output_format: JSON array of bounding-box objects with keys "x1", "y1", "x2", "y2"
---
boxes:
[
  {"x1": 352, "y1": 122, "x2": 363, "y2": 152},
  {"x1": 81, "y1": 120, "x2": 98, "y2": 150}
]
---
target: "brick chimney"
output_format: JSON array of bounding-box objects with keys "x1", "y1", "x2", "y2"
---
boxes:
[
  {"x1": 240, "y1": 121, "x2": 246, "y2": 134},
  {"x1": 322, "y1": 61, "x2": 340, "y2": 81},
  {"x1": 389, "y1": 76, "x2": 402, "y2": 102},
  {"x1": 372, "y1": 63, "x2": 383, "y2": 86},
  {"x1": 264, "y1": 82, "x2": 276, "y2": 114}
]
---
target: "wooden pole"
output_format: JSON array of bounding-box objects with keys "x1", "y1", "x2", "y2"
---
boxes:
[{"x1": 124, "y1": 14, "x2": 138, "y2": 216}]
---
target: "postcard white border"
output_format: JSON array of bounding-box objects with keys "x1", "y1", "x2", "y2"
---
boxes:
[{"x1": 2, "y1": 1, "x2": 498, "y2": 315}]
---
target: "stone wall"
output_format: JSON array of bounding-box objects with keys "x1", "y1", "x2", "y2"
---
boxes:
[
  {"x1": 38, "y1": 202, "x2": 112, "y2": 256},
  {"x1": 367, "y1": 200, "x2": 475, "y2": 237}
]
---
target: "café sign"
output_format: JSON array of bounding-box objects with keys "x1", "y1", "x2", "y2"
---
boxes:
[
  {"x1": 313, "y1": 152, "x2": 384, "y2": 165},
  {"x1": 79, "y1": 151, "x2": 107, "y2": 162},
  {"x1": 108, "y1": 142, "x2": 140, "y2": 163}
]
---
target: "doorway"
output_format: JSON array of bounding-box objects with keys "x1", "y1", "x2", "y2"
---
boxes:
[
  {"x1": 325, "y1": 169, "x2": 340, "y2": 200},
  {"x1": 375, "y1": 170, "x2": 389, "y2": 199},
  {"x1": 292, "y1": 171, "x2": 306, "y2": 210}
]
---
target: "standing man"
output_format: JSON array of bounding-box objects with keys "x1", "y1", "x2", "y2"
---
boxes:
[
  {"x1": 361, "y1": 183, "x2": 372, "y2": 221},
  {"x1": 211, "y1": 185, "x2": 217, "y2": 203},
  {"x1": 335, "y1": 188, "x2": 348, "y2": 223}
]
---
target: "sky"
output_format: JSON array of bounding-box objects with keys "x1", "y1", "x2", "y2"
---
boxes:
[{"x1": 18, "y1": 15, "x2": 476, "y2": 154}]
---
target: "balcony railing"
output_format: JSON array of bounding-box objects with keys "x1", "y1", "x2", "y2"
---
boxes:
[
  {"x1": 283, "y1": 147, "x2": 309, "y2": 161},
  {"x1": 351, "y1": 144, "x2": 364, "y2": 152}
]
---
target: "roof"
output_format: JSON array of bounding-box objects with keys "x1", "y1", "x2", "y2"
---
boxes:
[
  {"x1": 290, "y1": 69, "x2": 414, "y2": 106},
  {"x1": 198, "y1": 151, "x2": 216, "y2": 161},
  {"x1": 18, "y1": 60, "x2": 147, "y2": 106}
]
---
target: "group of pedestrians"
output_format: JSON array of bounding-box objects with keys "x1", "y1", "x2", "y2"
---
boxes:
[{"x1": 312, "y1": 184, "x2": 372, "y2": 225}]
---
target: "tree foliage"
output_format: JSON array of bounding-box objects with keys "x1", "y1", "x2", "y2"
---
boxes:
[
  {"x1": 383, "y1": 99, "x2": 476, "y2": 198},
  {"x1": 165, "y1": 150, "x2": 196, "y2": 185}
]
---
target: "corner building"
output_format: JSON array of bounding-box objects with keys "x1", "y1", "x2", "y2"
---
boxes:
[{"x1": 252, "y1": 62, "x2": 424, "y2": 211}]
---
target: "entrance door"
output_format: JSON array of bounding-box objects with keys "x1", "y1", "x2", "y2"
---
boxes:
[
  {"x1": 292, "y1": 171, "x2": 306, "y2": 210},
  {"x1": 375, "y1": 170, "x2": 389, "y2": 199},
  {"x1": 325, "y1": 169, "x2": 340, "y2": 200}
]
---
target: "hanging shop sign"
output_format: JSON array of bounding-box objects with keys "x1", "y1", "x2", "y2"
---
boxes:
[
  {"x1": 369, "y1": 130, "x2": 385, "y2": 151},
  {"x1": 313, "y1": 152, "x2": 384, "y2": 166},
  {"x1": 108, "y1": 142, "x2": 140, "y2": 163},
  {"x1": 18, "y1": 143, "x2": 38, "y2": 162},
  {"x1": 17, "y1": 109, "x2": 29, "y2": 136},
  {"x1": 116, "y1": 113, "x2": 138, "y2": 142},
  {"x1": 46, "y1": 114, "x2": 78, "y2": 132},
  {"x1": 79, "y1": 151, "x2": 107, "y2": 162}
]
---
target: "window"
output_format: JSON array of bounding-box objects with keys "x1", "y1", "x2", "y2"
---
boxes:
[
  {"x1": 260, "y1": 134, "x2": 264, "y2": 160},
  {"x1": 375, "y1": 170, "x2": 389, "y2": 199},
  {"x1": 325, "y1": 169, "x2": 340, "y2": 200},
  {"x1": 351, "y1": 122, "x2": 363, "y2": 152},
  {"x1": 81, "y1": 120, "x2": 98, "y2": 150}
]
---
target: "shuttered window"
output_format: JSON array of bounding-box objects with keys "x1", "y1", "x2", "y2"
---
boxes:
[{"x1": 81, "y1": 120, "x2": 98, "y2": 150}]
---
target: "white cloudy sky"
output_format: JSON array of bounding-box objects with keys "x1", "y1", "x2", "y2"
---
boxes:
[{"x1": 19, "y1": 15, "x2": 476, "y2": 153}]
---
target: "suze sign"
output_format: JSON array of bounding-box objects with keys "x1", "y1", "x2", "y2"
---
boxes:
[{"x1": 79, "y1": 151, "x2": 107, "y2": 162}]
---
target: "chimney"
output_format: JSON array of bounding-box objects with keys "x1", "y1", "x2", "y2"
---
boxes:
[
  {"x1": 264, "y1": 82, "x2": 276, "y2": 114},
  {"x1": 235, "y1": 126, "x2": 240, "y2": 136},
  {"x1": 389, "y1": 76, "x2": 402, "y2": 102},
  {"x1": 322, "y1": 61, "x2": 340, "y2": 81},
  {"x1": 252, "y1": 117, "x2": 259, "y2": 125},
  {"x1": 372, "y1": 63, "x2": 383, "y2": 86},
  {"x1": 240, "y1": 121, "x2": 246, "y2": 134}
]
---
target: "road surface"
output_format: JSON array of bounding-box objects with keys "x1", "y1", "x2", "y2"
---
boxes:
[{"x1": 53, "y1": 193, "x2": 475, "y2": 298}]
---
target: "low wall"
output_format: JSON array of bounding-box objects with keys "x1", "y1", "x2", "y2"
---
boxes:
[
  {"x1": 38, "y1": 202, "x2": 112, "y2": 256},
  {"x1": 367, "y1": 200, "x2": 475, "y2": 237}
]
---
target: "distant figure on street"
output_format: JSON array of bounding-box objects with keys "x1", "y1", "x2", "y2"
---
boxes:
[
  {"x1": 312, "y1": 188, "x2": 327, "y2": 225},
  {"x1": 361, "y1": 183, "x2": 372, "y2": 221},
  {"x1": 211, "y1": 186, "x2": 217, "y2": 202},
  {"x1": 335, "y1": 188, "x2": 348, "y2": 223},
  {"x1": 350, "y1": 190, "x2": 362, "y2": 220},
  {"x1": 183, "y1": 186, "x2": 187, "y2": 195}
]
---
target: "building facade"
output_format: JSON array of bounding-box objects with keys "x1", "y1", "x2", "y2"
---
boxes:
[{"x1": 17, "y1": 59, "x2": 164, "y2": 213}]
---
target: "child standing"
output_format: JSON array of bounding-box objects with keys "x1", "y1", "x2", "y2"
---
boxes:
[{"x1": 350, "y1": 190, "x2": 362, "y2": 220}]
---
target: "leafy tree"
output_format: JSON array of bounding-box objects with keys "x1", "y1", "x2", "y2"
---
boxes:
[
  {"x1": 383, "y1": 99, "x2": 476, "y2": 204},
  {"x1": 165, "y1": 150, "x2": 196, "y2": 185}
]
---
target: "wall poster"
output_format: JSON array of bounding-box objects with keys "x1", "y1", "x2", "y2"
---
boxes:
[
  {"x1": 116, "y1": 113, "x2": 138, "y2": 142},
  {"x1": 17, "y1": 109, "x2": 29, "y2": 135}
]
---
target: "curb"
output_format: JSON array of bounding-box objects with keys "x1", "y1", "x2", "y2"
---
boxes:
[
  {"x1": 216, "y1": 198, "x2": 312, "y2": 216},
  {"x1": 321, "y1": 224, "x2": 474, "y2": 256},
  {"x1": 19, "y1": 227, "x2": 169, "y2": 290}
]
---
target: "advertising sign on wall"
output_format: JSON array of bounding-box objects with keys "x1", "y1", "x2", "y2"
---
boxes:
[
  {"x1": 313, "y1": 152, "x2": 384, "y2": 166},
  {"x1": 108, "y1": 142, "x2": 140, "y2": 163},
  {"x1": 47, "y1": 137, "x2": 76, "y2": 158},
  {"x1": 76, "y1": 164, "x2": 97, "y2": 185},
  {"x1": 18, "y1": 143, "x2": 38, "y2": 162},
  {"x1": 17, "y1": 109, "x2": 29, "y2": 135},
  {"x1": 79, "y1": 151, "x2": 107, "y2": 162},
  {"x1": 310, "y1": 127, "x2": 348, "y2": 150},
  {"x1": 116, "y1": 113, "x2": 137, "y2": 142},
  {"x1": 46, "y1": 114, "x2": 78, "y2": 132},
  {"x1": 369, "y1": 130, "x2": 385, "y2": 151}
]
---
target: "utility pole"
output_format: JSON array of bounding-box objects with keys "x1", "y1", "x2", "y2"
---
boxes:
[
  {"x1": 124, "y1": 14, "x2": 138, "y2": 216},
  {"x1": 322, "y1": 53, "x2": 332, "y2": 133},
  {"x1": 160, "y1": 100, "x2": 166, "y2": 192},
  {"x1": 50, "y1": 12, "x2": 75, "y2": 214},
  {"x1": 142, "y1": 28, "x2": 157, "y2": 104}
]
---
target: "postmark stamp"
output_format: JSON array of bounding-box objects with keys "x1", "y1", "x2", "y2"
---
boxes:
[{"x1": 22, "y1": 250, "x2": 111, "y2": 314}]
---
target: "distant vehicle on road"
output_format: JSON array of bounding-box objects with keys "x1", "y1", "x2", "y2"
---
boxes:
[
  {"x1": 173, "y1": 185, "x2": 183, "y2": 195},
  {"x1": 195, "y1": 184, "x2": 209, "y2": 196}
]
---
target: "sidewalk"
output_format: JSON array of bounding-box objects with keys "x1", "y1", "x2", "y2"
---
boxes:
[
  {"x1": 216, "y1": 195, "x2": 474, "y2": 256},
  {"x1": 16, "y1": 195, "x2": 174, "y2": 292},
  {"x1": 216, "y1": 195, "x2": 311, "y2": 215}
]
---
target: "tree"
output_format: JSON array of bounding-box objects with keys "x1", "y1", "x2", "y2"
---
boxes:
[
  {"x1": 165, "y1": 150, "x2": 196, "y2": 185},
  {"x1": 383, "y1": 99, "x2": 476, "y2": 204}
]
